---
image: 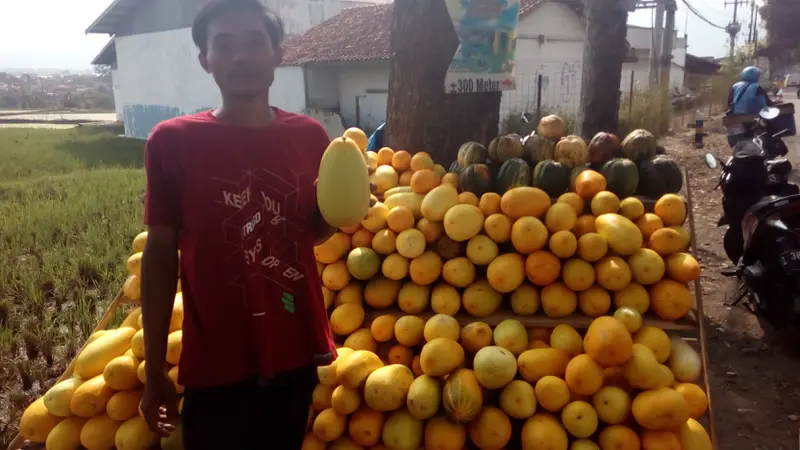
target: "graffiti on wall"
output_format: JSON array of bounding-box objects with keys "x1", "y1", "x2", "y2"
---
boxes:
[{"x1": 500, "y1": 59, "x2": 583, "y2": 119}]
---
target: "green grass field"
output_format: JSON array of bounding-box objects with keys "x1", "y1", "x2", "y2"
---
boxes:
[{"x1": 0, "y1": 126, "x2": 146, "y2": 446}]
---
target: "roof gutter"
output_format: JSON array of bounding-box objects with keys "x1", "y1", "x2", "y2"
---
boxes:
[{"x1": 85, "y1": 0, "x2": 129, "y2": 35}]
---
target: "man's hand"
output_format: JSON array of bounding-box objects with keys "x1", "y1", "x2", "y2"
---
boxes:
[
  {"x1": 313, "y1": 352, "x2": 334, "y2": 365},
  {"x1": 141, "y1": 372, "x2": 180, "y2": 437}
]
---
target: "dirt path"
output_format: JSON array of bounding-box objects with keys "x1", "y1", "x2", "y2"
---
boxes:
[{"x1": 666, "y1": 131, "x2": 800, "y2": 449}]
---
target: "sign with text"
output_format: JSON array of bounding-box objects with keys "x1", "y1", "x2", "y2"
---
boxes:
[{"x1": 444, "y1": 0, "x2": 520, "y2": 94}]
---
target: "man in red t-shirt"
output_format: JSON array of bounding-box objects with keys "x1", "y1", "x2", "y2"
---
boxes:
[{"x1": 139, "y1": 1, "x2": 367, "y2": 448}]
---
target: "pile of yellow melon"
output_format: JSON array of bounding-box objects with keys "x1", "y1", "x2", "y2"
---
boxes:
[
  {"x1": 309, "y1": 145, "x2": 711, "y2": 448},
  {"x1": 305, "y1": 317, "x2": 711, "y2": 449},
  {"x1": 16, "y1": 233, "x2": 184, "y2": 450}
]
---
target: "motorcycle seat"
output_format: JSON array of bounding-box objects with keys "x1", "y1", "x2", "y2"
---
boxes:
[
  {"x1": 747, "y1": 194, "x2": 800, "y2": 218},
  {"x1": 732, "y1": 140, "x2": 765, "y2": 159},
  {"x1": 765, "y1": 157, "x2": 792, "y2": 176}
]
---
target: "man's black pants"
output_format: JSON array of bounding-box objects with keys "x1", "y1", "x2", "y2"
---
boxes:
[{"x1": 182, "y1": 365, "x2": 316, "y2": 449}]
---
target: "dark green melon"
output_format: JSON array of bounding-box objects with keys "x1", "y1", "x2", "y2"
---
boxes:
[
  {"x1": 495, "y1": 158, "x2": 531, "y2": 194},
  {"x1": 459, "y1": 164, "x2": 493, "y2": 197},
  {"x1": 488, "y1": 134, "x2": 525, "y2": 163},
  {"x1": 601, "y1": 158, "x2": 639, "y2": 198},
  {"x1": 485, "y1": 160, "x2": 502, "y2": 184},
  {"x1": 448, "y1": 161, "x2": 463, "y2": 175},
  {"x1": 532, "y1": 159, "x2": 570, "y2": 197},
  {"x1": 638, "y1": 156, "x2": 683, "y2": 198},
  {"x1": 522, "y1": 134, "x2": 556, "y2": 165},
  {"x1": 457, "y1": 141, "x2": 489, "y2": 167}
]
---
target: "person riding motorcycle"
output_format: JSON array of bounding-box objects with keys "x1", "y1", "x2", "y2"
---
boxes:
[{"x1": 727, "y1": 66, "x2": 775, "y2": 147}]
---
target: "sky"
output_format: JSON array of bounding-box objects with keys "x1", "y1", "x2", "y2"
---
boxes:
[{"x1": 0, "y1": 0, "x2": 760, "y2": 70}]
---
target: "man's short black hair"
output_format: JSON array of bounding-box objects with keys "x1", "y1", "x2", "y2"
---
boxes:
[{"x1": 192, "y1": 0, "x2": 285, "y2": 54}]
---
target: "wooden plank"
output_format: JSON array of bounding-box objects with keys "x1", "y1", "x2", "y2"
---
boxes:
[
  {"x1": 364, "y1": 308, "x2": 699, "y2": 331},
  {"x1": 684, "y1": 167, "x2": 718, "y2": 449},
  {"x1": 7, "y1": 288, "x2": 126, "y2": 450}
]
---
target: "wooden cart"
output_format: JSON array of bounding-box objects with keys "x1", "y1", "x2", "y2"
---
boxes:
[{"x1": 9, "y1": 170, "x2": 717, "y2": 449}]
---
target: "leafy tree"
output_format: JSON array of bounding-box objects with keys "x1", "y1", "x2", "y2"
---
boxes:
[{"x1": 759, "y1": 0, "x2": 800, "y2": 70}]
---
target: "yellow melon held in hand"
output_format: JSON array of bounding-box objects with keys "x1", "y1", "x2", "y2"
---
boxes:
[{"x1": 317, "y1": 136, "x2": 371, "y2": 229}]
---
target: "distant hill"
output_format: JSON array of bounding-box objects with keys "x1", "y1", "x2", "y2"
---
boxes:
[{"x1": 1, "y1": 68, "x2": 95, "y2": 77}]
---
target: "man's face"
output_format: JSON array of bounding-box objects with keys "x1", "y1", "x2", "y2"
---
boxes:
[{"x1": 200, "y1": 8, "x2": 282, "y2": 98}]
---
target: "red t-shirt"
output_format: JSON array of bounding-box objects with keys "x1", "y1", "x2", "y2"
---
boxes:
[{"x1": 143, "y1": 109, "x2": 337, "y2": 388}]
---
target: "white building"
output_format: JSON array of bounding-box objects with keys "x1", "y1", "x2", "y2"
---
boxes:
[
  {"x1": 273, "y1": 0, "x2": 689, "y2": 132},
  {"x1": 86, "y1": 0, "x2": 390, "y2": 138},
  {"x1": 624, "y1": 25, "x2": 688, "y2": 94}
]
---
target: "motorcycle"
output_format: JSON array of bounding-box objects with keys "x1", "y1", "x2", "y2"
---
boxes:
[{"x1": 709, "y1": 106, "x2": 800, "y2": 344}]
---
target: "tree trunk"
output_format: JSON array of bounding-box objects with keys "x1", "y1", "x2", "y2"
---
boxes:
[
  {"x1": 385, "y1": 0, "x2": 502, "y2": 165},
  {"x1": 577, "y1": 0, "x2": 629, "y2": 139}
]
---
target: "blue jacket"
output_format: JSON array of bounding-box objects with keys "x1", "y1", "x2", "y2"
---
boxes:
[
  {"x1": 728, "y1": 69, "x2": 770, "y2": 116},
  {"x1": 367, "y1": 123, "x2": 386, "y2": 152}
]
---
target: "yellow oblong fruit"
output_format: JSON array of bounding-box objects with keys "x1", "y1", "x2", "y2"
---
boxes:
[
  {"x1": 115, "y1": 416, "x2": 159, "y2": 450},
  {"x1": 19, "y1": 397, "x2": 64, "y2": 443},
  {"x1": 364, "y1": 364, "x2": 415, "y2": 411},
  {"x1": 421, "y1": 184, "x2": 459, "y2": 222},
  {"x1": 106, "y1": 390, "x2": 144, "y2": 422},
  {"x1": 43, "y1": 378, "x2": 83, "y2": 417},
  {"x1": 131, "y1": 232, "x2": 148, "y2": 253},
  {"x1": 103, "y1": 355, "x2": 141, "y2": 391},
  {"x1": 122, "y1": 276, "x2": 140, "y2": 301},
  {"x1": 420, "y1": 338, "x2": 465, "y2": 377},
  {"x1": 678, "y1": 417, "x2": 713, "y2": 450},
  {"x1": 74, "y1": 327, "x2": 137, "y2": 379},
  {"x1": 70, "y1": 375, "x2": 116, "y2": 418},
  {"x1": 317, "y1": 136, "x2": 371, "y2": 229},
  {"x1": 469, "y1": 407, "x2": 512, "y2": 450},
  {"x1": 407, "y1": 375, "x2": 442, "y2": 420},
  {"x1": 631, "y1": 387, "x2": 690, "y2": 431},
  {"x1": 521, "y1": 413, "x2": 569, "y2": 449},
  {"x1": 343, "y1": 127, "x2": 368, "y2": 152},
  {"x1": 80, "y1": 415, "x2": 122, "y2": 450},
  {"x1": 595, "y1": 213, "x2": 643, "y2": 256},
  {"x1": 443, "y1": 204, "x2": 485, "y2": 242},
  {"x1": 126, "y1": 253, "x2": 142, "y2": 277},
  {"x1": 46, "y1": 416, "x2": 86, "y2": 450}
]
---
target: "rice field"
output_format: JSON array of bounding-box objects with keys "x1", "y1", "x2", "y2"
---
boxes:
[{"x1": 0, "y1": 126, "x2": 145, "y2": 446}]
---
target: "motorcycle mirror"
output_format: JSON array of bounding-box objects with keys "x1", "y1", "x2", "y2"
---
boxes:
[
  {"x1": 704, "y1": 153, "x2": 718, "y2": 169},
  {"x1": 759, "y1": 106, "x2": 780, "y2": 120}
]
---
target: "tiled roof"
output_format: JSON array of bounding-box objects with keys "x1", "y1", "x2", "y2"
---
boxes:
[
  {"x1": 281, "y1": 4, "x2": 393, "y2": 66},
  {"x1": 281, "y1": 0, "x2": 579, "y2": 66}
]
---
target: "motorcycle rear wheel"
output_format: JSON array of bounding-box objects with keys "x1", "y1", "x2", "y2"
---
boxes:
[{"x1": 723, "y1": 228, "x2": 744, "y2": 265}]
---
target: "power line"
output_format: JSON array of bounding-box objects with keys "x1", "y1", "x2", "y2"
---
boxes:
[{"x1": 680, "y1": 0, "x2": 728, "y2": 29}]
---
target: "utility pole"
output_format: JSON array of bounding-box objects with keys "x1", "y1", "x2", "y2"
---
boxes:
[
  {"x1": 660, "y1": 0, "x2": 676, "y2": 95},
  {"x1": 725, "y1": 0, "x2": 747, "y2": 58},
  {"x1": 649, "y1": 0, "x2": 665, "y2": 88},
  {"x1": 747, "y1": 0, "x2": 756, "y2": 44},
  {"x1": 660, "y1": 0, "x2": 676, "y2": 131}
]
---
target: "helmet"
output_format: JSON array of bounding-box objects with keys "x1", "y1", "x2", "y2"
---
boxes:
[{"x1": 740, "y1": 66, "x2": 762, "y2": 83}]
